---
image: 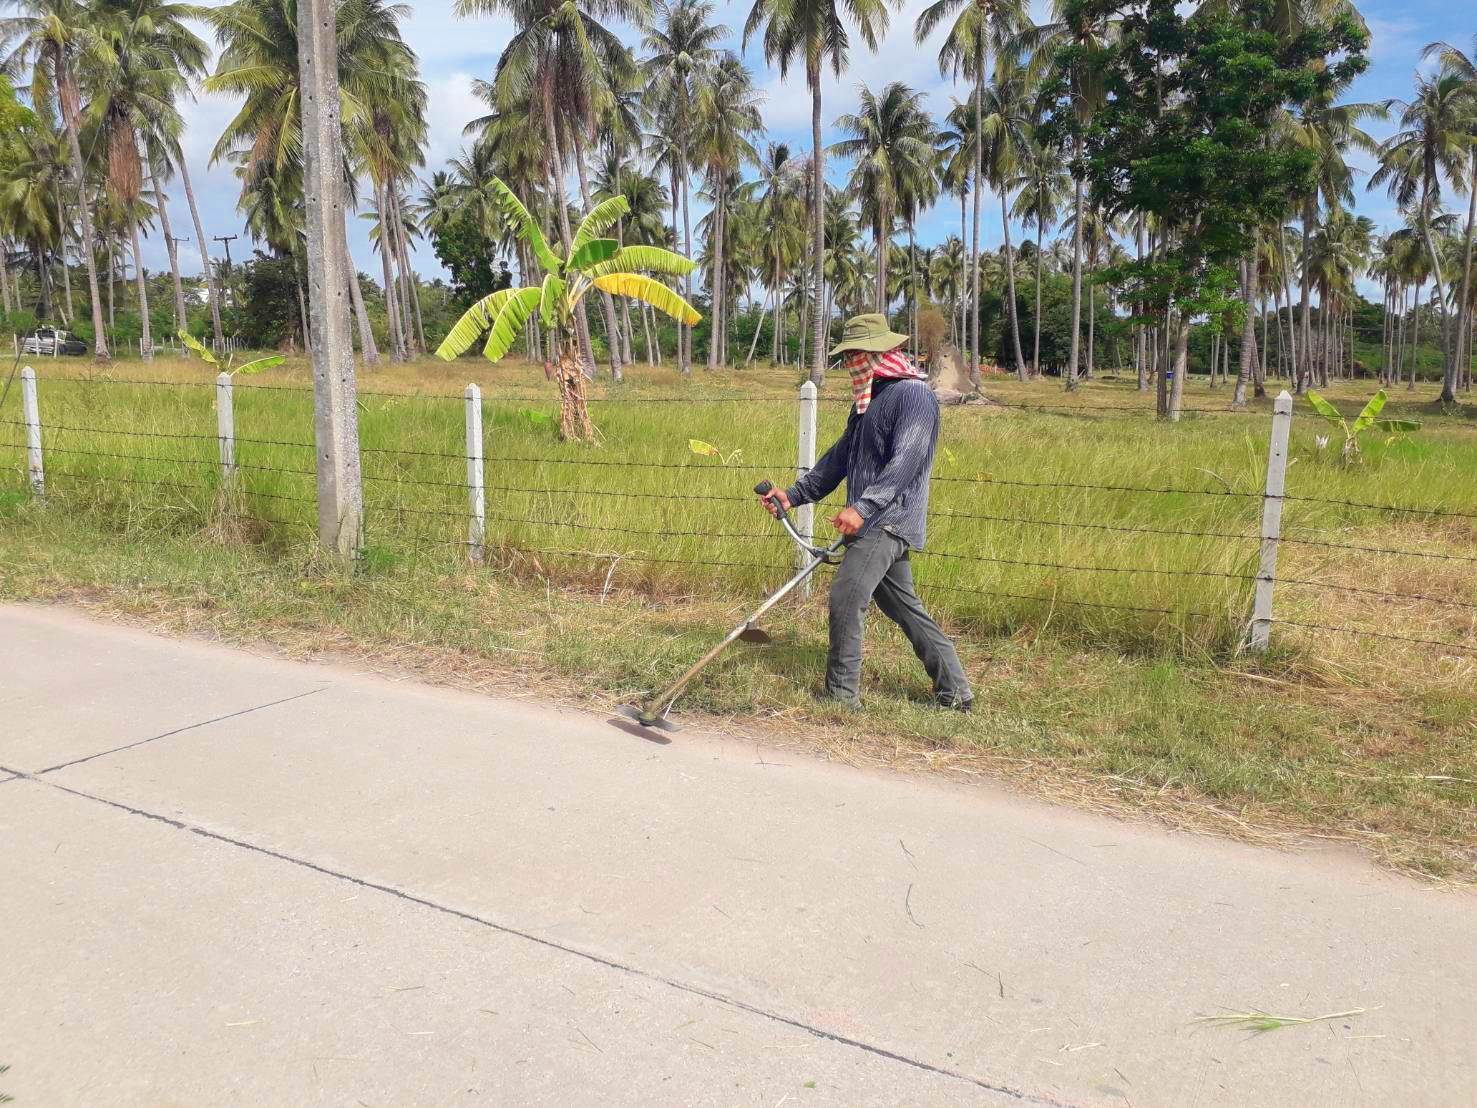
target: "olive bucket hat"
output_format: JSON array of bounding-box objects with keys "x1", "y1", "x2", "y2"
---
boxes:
[{"x1": 828, "y1": 312, "x2": 910, "y2": 356}]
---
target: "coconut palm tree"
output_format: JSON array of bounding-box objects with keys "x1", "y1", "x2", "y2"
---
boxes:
[
  {"x1": 209, "y1": 0, "x2": 423, "y2": 364},
  {"x1": 1013, "y1": 0, "x2": 1116, "y2": 390},
  {"x1": 748, "y1": 140, "x2": 805, "y2": 365},
  {"x1": 917, "y1": 0, "x2": 1027, "y2": 387},
  {"x1": 644, "y1": 0, "x2": 720, "y2": 374},
  {"x1": 1371, "y1": 70, "x2": 1474, "y2": 402},
  {"x1": 1009, "y1": 139, "x2": 1068, "y2": 376},
  {"x1": 1419, "y1": 38, "x2": 1477, "y2": 394},
  {"x1": 693, "y1": 52, "x2": 761, "y2": 368},
  {"x1": 979, "y1": 62, "x2": 1031, "y2": 378},
  {"x1": 82, "y1": 0, "x2": 203, "y2": 359},
  {"x1": 930, "y1": 234, "x2": 966, "y2": 349},
  {"x1": 831, "y1": 81, "x2": 935, "y2": 317},
  {"x1": 745, "y1": 0, "x2": 896, "y2": 385},
  {"x1": 2, "y1": 0, "x2": 112, "y2": 356}
]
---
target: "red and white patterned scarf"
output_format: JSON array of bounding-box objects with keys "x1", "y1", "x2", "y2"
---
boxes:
[{"x1": 846, "y1": 349, "x2": 926, "y2": 413}]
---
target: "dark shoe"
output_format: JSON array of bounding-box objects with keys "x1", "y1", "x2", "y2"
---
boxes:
[
  {"x1": 934, "y1": 694, "x2": 973, "y2": 713},
  {"x1": 819, "y1": 692, "x2": 864, "y2": 711}
]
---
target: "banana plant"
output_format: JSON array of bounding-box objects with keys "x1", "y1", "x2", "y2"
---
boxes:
[
  {"x1": 1304, "y1": 389, "x2": 1421, "y2": 464},
  {"x1": 435, "y1": 178, "x2": 701, "y2": 441},
  {"x1": 178, "y1": 330, "x2": 285, "y2": 377}
]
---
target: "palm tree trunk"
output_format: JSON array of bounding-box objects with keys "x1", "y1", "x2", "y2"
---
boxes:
[
  {"x1": 0, "y1": 237, "x2": 12, "y2": 314},
  {"x1": 388, "y1": 182, "x2": 420, "y2": 355},
  {"x1": 1000, "y1": 191, "x2": 1026, "y2": 380},
  {"x1": 1168, "y1": 309, "x2": 1189, "y2": 421},
  {"x1": 571, "y1": 131, "x2": 623, "y2": 380},
  {"x1": 543, "y1": 87, "x2": 594, "y2": 380},
  {"x1": 152, "y1": 173, "x2": 189, "y2": 337},
  {"x1": 391, "y1": 220, "x2": 413, "y2": 357},
  {"x1": 1297, "y1": 202, "x2": 1313, "y2": 392},
  {"x1": 174, "y1": 155, "x2": 224, "y2": 352},
  {"x1": 709, "y1": 177, "x2": 724, "y2": 370},
  {"x1": 1135, "y1": 219, "x2": 1147, "y2": 390},
  {"x1": 1086, "y1": 280, "x2": 1095, "y2": 377},
  {"x1": 1409, "y1": 282, "x2": 1421, "y2": 389},
  {"x1": 746, "y1": 283, "x2": 772, "y2": 366},
  {"x1": 128, "y1": 217, "x2": 152, "y2": 360},
  {"x1": 375, "y1": 192, "x2": 403, "y2": 359},
  {"x1": 52, "y1": 180, "x2": 73, "y2": 323},
  {"x1": 55, "y1": 52, "x2": 109, "y2": 360},
  {"x1": 1233, "y1": 245, "x2": 1257, "y2": 407},
  {"x1": 106, "y1": 228, "x2": 115, "y2": 329},
  {"x1": 1034, "y1": 219, "x2": 1044, "y2": 377},
  {"x1": 969, "y1": 49, "x2": 983, "y2": 389},
  {"x1": 1451, "y1": 148, "x2": 1477, "y2": 398},
  {"x1": 344, "y1": 237, "x2": 379, "y2": 365},
  {"x1": 875, "y1": 203, "x2": 888, "y2": 313},
  {"x1": 1257, "y1": 290, "x2": 1268, "y2": 396},
  {"x1": 680, "y1": 135, "x2": 695, "y2": 375},
  {"x1": 808, "y1": 55, "x2": 826, "y2": 386},
  {"x1": 1066, "y1": 136, "x2": 1084, "y2": 391},
  {"x1": 771, "y1": 254, "x2": 782, "y2": 364}
]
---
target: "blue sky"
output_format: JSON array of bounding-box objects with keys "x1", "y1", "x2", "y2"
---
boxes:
[{"x1": 156, "y1": 0, "x2": 1471, "y2": 292}]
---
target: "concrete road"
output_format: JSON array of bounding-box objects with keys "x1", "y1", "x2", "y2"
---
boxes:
[{"x1": 2, "y1": 604, "x2": 1472, "y2": 1107}]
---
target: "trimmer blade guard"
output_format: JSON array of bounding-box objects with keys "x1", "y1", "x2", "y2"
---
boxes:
[
  {"x1": 737, "y1": 626, "x2": 773, "y2": 644},
  {"x1": 615, "y1": 704, "x2": 682, "y2": 733}
]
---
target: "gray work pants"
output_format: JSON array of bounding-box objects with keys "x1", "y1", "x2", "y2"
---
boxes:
[{"x1": 825, "y1": 527, "x2": 972, "y2": 708}]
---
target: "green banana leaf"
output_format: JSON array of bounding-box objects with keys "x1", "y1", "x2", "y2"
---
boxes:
[
  {"x1": 1351, "y1": 389, "x2": 1388, "y2": 436},
  {"x1": 235, "y1": 355, "x2": 286, "y2": 376},
  {"x1": 1372, "y1": 418, "x2": 1422, "y2": 433},
  {"x1": 571, "y1": 195, "x2": 630, "y2": 256},
  {"x1": 1303, "y1": 390, "x2": 1346, "y2": 428},
  {"x1": 581, "y1": 244, "x2": 697, "y2": 280},
  {"x1": 568, "y1": 238, "x2": 620, "y2": 272},
  {"x1": 483, "y1": 286, "x2": 543, "y2": 363},
  {"x1": 178, "y1": 329, "x2": 218, "y2": 367},
  {"x1": 436, "y1": 287, "x2": 522, "y2": 360},
  {"x1": 490, "y1": 178, "x2": 561, "y2": 275},
  {"x1": 590, "y1": 274, "x2": 701, "y2": 324}
]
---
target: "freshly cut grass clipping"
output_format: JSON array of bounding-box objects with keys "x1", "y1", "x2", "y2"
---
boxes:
[{"x1": 1198, "y1": 1006, "x2": 1376, "y2": 1034}]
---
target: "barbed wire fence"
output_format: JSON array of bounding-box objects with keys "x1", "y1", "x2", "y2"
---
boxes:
[{"x1": 3, "y1": 366, "x2": 1475, "y2": 660}]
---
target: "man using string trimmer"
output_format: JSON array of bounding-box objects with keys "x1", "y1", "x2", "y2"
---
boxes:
[{"x1": 759, "y1": 313, "x2": 973, "y2": 712}]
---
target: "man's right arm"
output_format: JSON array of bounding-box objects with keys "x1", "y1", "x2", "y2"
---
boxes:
[{"x1": 786, "y1": 423, "x2": 851, "y2": 506}]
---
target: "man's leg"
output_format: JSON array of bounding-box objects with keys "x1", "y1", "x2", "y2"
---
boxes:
[
  {"x1": 873, "y1": 550, "x2": 973, "y2": 707},
  {"x1": 824, "y1": 529, "x2": 905, "y2": 707}
]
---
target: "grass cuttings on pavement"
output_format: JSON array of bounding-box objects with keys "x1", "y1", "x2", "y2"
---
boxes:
[
  {"x1": 1197, "y1": 1007, "x2": 1377, "y2": 1034},
  {"x1": 1, "y1": 505, "x2": 1473, "y2": 882}
]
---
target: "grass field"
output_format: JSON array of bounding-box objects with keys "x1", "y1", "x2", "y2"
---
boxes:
[{"x1": 2, "y1": 352, "x2": 1474, "y2": 877}]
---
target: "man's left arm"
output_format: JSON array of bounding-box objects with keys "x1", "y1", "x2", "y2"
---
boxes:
[{"x1": 852, "y1": 388, "x2": 940, "y2": 523}]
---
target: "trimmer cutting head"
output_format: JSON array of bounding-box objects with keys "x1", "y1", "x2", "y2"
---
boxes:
[{"x1": 615, "y1": 703, "x2": 682, "y2": 733}]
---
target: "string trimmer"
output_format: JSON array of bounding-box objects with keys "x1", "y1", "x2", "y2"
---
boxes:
[{"x1": 616, "y1": 480, "x2": 845, "y2": 734}]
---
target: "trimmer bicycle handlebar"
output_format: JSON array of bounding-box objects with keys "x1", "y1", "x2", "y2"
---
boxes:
[{"x1": 754, "y1": 480, "x2": 845, "y2": 562}]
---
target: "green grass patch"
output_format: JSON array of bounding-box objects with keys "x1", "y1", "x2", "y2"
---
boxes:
[{"x1": 0, "y1": 356, "x2": 1473, "y2": 877}]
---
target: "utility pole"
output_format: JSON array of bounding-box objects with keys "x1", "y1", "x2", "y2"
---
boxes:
[
  {"x1": 167, "y1": 235, "x2": 191, "y2": 339},
  {"x1": 298, "y1": 0, "x2": 362, "y2": 557},
  {"x1": 212, "y1": 233, "x2": 238, "y2": 308}
]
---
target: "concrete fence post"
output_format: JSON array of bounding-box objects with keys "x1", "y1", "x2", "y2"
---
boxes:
[
  {"x1": 21, "y1": 366, "x2": 43, "y2": 497},
  {"x1": 465, "y1": 383, "x2": 485, "y2": 564},
  {"x1": 215, "y1": 371, "x2": 236, "y2": 478},
  {"x1": 796, "y1": 380, "x2": 818, "y2": 590},
  {"x1": 1249, "y1": 390, "x2": 1293, "y2": 651}
]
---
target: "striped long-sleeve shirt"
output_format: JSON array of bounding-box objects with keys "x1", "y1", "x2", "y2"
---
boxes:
[{"x1": 785, "y1": 377, "x2": 939, "y2": 550}]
